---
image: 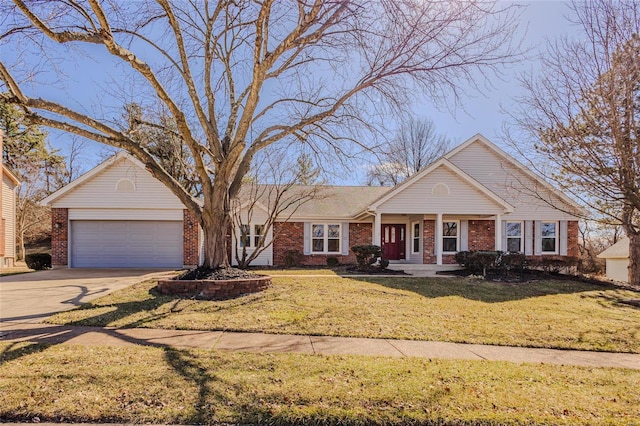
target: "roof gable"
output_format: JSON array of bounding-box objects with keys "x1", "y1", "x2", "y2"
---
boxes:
[
  {"x1": 40, "y1": 151, "x2": 185, "y2": 209},
  {"x1": 367, "y1": 158, "x2": 514, "y2": 214},
  {"x1": 446, "y1": 134, "x2": 585, "y2": 216},
  {"x1": 598, "y1": 237, "x2": 629, "y2": 259},
  {"x1": 2, "y1": 165, "x2": 21, "y2": 187}
]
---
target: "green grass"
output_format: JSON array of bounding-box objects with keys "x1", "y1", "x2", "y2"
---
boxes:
[
  {"x1": 47, "y1": 275, "x2": 640, "y2": 353},
  {"x1": 1, "y1": 342, "x2": 638, "y2": 425}
]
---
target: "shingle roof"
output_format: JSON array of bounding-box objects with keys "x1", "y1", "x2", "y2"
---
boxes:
[
  {"x1": 239, "y1": 184, "x2": 390, "y2": 219},
  {"x1": 598, "y1": 237, "x2": 630, "y2": 259}
]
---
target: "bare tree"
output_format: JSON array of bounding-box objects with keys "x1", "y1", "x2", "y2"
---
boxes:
[
  {"x1": 0, "y1": 0, "x2": 522, "y2": 269},
  {"x1": 232, "y1": 150, "x2": 324, "y2": 268},
  {"x1": 367, "y1": 117, "x2": 450, "y2": 186},
  {"x1": 506, "y1": 0, "x2": 640, "y2": 287}
]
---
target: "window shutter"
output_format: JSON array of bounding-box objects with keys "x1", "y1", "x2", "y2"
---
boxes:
[
  {"x1": 534, "y1": 220, "x2": 542, "y2": 255},
  {"x1": 303, "y1": 222, "x2": 311, "y2": 255},
  {"x1": 525, "y1": 220, "x2": 533, "y2": 255},
  {"x1": 559, "y1": 220, "x2": 568, "y2": 256},
  {"x1": 501, "y1": 220, "x2": 507, "y2": 252},
  {"x1": 341, "y1": 222, "x2": 350, "y2": 255},
  {"x1": 460, "y1": 220, "x2": 468, "y2": 251}
]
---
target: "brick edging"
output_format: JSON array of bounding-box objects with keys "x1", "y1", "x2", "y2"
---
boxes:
[{"x1": 157, "y1": 275, "x2": 271, "y2": 300}]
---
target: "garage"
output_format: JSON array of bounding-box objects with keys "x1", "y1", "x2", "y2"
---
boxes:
[{"x1": 70, "y1": 220, "x2": 183, "y2": 268}]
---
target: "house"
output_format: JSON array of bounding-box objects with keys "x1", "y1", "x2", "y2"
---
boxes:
[
  {"x1": 1, "y1": 132, "x2": 21, "y2": 268},
  {"x1": 598, "y1": 238, "x2": 630, "y2": 283},
  {"x1": 41, "y1": 134, "x2": 583, "y2": 269}
]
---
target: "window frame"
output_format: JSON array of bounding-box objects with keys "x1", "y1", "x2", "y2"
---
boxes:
[
  {"x1": 506, "y1": 221, "x2": 523, "y2": 253},
  {"x1": 238, "y1": 223, "x2": 265, "y2": 249},
  {"x1": 411, "y1": 221, "x2": 421, "y2": 254},
  {"x1": 541, "y1": 221, "x2": 559, "y2": 254},
  {"x1": 311, "y1": 223, "x2": 341, "y2": 254},
  {"x1": 442, "y1": 220, "x2": 460, "y2": 254}
]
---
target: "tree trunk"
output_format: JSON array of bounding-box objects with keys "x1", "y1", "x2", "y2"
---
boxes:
[
  {"x1": 200, "y1": 184, "x2": 232, "y2": 269},
  {"x1": 628, "y1": 233, "x2": 640, "y2": 289}
]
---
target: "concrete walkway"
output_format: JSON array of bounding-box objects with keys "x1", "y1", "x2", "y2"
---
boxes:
[{"x1": 1, "y1": 321, "x2": 638, "y2": 370}]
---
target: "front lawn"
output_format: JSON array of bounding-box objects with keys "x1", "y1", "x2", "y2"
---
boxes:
[
  {"x1": 1, "y1": 342, "x2": 638, "y2": 425},
  {"x1": 47, "y1": 274, "x2": 640, "y2": 353}
]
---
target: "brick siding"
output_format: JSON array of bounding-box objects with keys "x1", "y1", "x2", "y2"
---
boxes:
[
  {"x1": 272, "y1": 222, "x2": 372, "y2": 266},
  {"x1": 183, "y1": 209, "x2": 199, "y2": 266},
  {"x1": 568, "y1": 220, "x2": 579, "y2": 257},
  {"x1": 422, "y1": 220, "x2": 436, "y2": 264},
  {"x1": 51, "y1": 208, "x2": 68, "y2": 267},
  {"x1": 468, "y1": 220, "x2": 495, "y2": 251}
]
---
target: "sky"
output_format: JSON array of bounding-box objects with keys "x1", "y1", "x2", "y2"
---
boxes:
[{"x1": 10, "y1": 1, "x2": 582, "y2": 185}]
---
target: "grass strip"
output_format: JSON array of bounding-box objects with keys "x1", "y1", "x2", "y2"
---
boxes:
[{"x1": 1, "y1": 342, "x2": 638, "y2": 425}]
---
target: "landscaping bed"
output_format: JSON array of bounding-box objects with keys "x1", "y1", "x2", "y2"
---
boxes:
[{"x1": 157, "y1": 267, "x2": 271, "y2": 300}]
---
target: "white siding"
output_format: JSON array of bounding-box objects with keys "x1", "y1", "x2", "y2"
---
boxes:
[
  {"x1": 231, "y1": 205, "x2": 273, "y2": 266},
  {"x1": 448, "y1": 141, "x2": 579, "y2": 221},
  {"x1": 377, "y1": 165, "x2": 504, "y2": 215},
  {"x1": 2, "y1": 172, "x2": 17, "y2": 259},
  {"x1": 605, "y1": 258, "x2": 630, "y2": 283},
  {"x1": 50, "y1": 158, "x2": 185, "y2": 210},
  {"x1": 69, "y1": 208, "x2": 183, "y2": 221}
]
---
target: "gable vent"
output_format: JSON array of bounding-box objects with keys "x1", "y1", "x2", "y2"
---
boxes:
[
  {"x1": 115, "y1": 178, "x2": 136, "y2": 193},
  {"x1": 432, "y1": 183, "x2": 450, "y2": 195}
]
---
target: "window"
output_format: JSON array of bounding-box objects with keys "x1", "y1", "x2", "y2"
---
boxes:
[
  {"x1": 541, "y1": 221, "x2": 558, "y2": 253},
  {"x1": 312, "y1": 224, "x2": 340, "y2": 253},
  {"x1": 239, "y1": 223, "x2": 265, "y2": 249},
  {"x1": 254, "y1": 224, "x2": 264, "y2": 247},
  {"x1": 412, "y1": 222, "x2": 420, "y2": 253},
  {"x1": 442, "y1": 221, "x2": 458, "y2": 253},
  {"x1": 239, "y1": 224, "x2": 251, "y2": 247},
  {"x1": 506, "y1": 221, "x2": 523, "y2": 253}
]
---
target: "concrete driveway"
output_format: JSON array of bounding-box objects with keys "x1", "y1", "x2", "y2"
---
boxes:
[{"x1": 0, "y1": 269, "x2": 177, "y2": 323}]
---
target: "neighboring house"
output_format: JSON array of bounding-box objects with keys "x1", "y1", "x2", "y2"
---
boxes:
[
  {"x1": 598, "y1": 238, "x2": 630, "y2": 283},
  {"x1": 41, "y1": 134, "x2": 583, "y2": 268},
  {"x1": 1, "y1": 134, "x2": 21, "y2": 268}
]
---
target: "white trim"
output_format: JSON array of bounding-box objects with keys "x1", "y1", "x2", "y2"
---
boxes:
[
  {"x1": 366, "y1": 158, "x2": 514, "y2": 212},
  {"x1": 442, "y1": 219, "x2": 460, "y2": 255},
  {"x1": 411, "y1": 221, "x2": 421, "y2": 254},
  {"x1": 68, "y1": 208, "x2": 183, "y2": 221},
  {"x1": 506, "y1": 220, "x2": 524, "y2": 253},
  {"x1": 540, "y1": 220, "x2": 559, "y2": 254},
  {"x1": 436, "y1": 214, "x2": 443, "y2": 265},
  {"x1": 495, "y1": 214, "x2": 502, "y2": 251},
  {"x1": 310, "y1": 223, "x2": 342, "y2": 254}
]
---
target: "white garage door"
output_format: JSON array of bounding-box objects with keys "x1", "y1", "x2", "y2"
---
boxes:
[{"x1": 70, "y1": 220, "x2": 183, "y2": 268}]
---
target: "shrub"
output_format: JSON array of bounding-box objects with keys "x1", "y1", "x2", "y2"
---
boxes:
[
  {"x1": 326, "y1": 257, "x2": 339, "y2": 267},
  {"x1": 378, "y1": 259, "x2": 390, "y2": 269},
  {"x1": 351, "y1": 245, "x2": 382, "y2": 268},
  {"x1": 529, "y1": 256, "x2": 578, "y2": 275},
  {"x1": 284, "y1": 249, "x2": 302, "y2": 267},
  {"x1": 25, "y1": 253, "x2": 51, "y2": 270},
  {"x1": 456, "y1": 250, "x2": 527, "y2": 278}
]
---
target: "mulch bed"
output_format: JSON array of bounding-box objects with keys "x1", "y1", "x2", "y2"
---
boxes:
[{"x1": 177, "y1": 267, "x2": 261, "y2": 281}]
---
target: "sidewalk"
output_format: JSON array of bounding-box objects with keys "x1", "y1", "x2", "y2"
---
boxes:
[{"x1": 1, "y1": 321, "x2": 638, "y2": 370}]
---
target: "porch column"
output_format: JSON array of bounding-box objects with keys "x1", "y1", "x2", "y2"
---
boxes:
[
  {"x1": 374, "y1": 212, "x2": 382, "y2": 246},
  {"x1": 495, "y1": 214, "x2": 502, "y2": 251},
  {"x1": 436, "y1": 213, "x2": 443, "y2": 265}
]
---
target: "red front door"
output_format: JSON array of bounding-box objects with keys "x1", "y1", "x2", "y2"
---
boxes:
[{"x1": 381, "y1": 224, "x2": 406, "y2": 260}]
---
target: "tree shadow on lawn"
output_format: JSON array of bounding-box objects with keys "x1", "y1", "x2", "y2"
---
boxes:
[
  {"x1": 56, "y1": 288, "x2": 185, "y2": 328},
  {"x1": 352, "y1": 275, "x2": 624, "y2": 303}
]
